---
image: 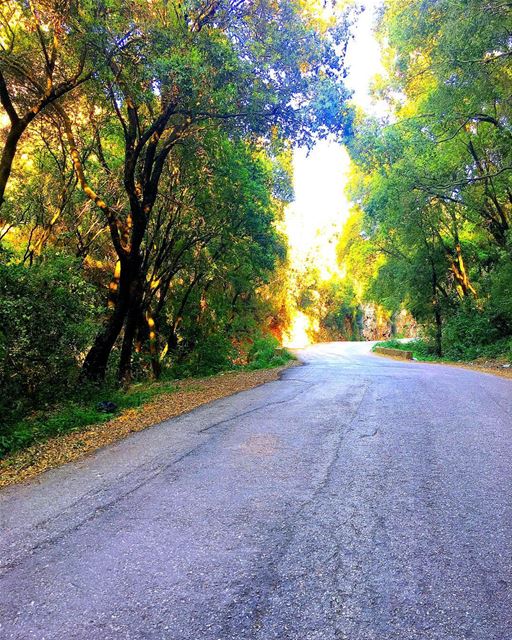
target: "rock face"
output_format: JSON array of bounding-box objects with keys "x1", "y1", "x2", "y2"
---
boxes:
[
  {"x1": 392, "y1": 308, "x2": 418, "y2": 339},
  {"x1": 359, "y1": 305, "x2": 417, "y2": 341},
  {"x1": 360, "y1": 304, "x2": 390, "y2": 341},
  {"x1": 301, "y1": 303, "x2": 418, "y2": 344}
]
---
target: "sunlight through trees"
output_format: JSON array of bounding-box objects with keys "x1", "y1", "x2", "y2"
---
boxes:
[{"x1": 2, "y1": 0, "x2": 512, "y2": 455}]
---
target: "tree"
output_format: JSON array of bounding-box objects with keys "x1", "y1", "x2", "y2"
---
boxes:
[
  {"x1": 345, "y1": 0, "x2": 512, "y2": 356},
  {"x1": 54, "y1": 0, "x2": 351, "y2": 381},
  {"x1": 0, "y1": 0, "x2": 107, "y2": 208}
]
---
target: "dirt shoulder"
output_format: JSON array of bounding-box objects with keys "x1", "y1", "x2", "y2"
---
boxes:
[
  {"x1": 376, "y1": 349, "x2": 512, "y2": 379},
  {"x1": 0, "y1": 362, "x2": 298, "y2": 489},
  {"x1": 436, "y1": 358, "x2": 512, "y2": 379}
]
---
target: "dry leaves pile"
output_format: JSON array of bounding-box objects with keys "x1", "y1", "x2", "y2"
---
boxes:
[
  {"x1": 0, "y1": 364, "x2": 295, "y2": 489},
  {"x1": 443, "y1": 359, "x2": 512, "y2": 379}
]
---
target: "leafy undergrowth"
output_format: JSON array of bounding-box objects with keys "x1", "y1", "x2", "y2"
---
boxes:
[
  {"x1": 245, "y1": 338, "x2": 294, "y2": 370},
  {"x1": 0, "y1": 339, "x2": 295, "y2": 461},
  {"x1": 166, "y1": 336, "x2": 294, "y2": 379},
  {"x1": 0, "y1": 381, "x2": 179, "y2": 460}
]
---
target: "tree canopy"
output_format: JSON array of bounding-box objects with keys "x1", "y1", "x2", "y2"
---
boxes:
[
  {"x1": 342, "y1": 0, "x2": 512, "y2": 358},
  {"x1": 5, "y1": 0, "x2": 512, "y2": 454},
  {"x1": 0, "y1": 0, "x2": 352, "y2": 446}
]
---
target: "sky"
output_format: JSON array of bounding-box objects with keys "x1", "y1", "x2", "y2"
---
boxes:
[{"x1": 283, "y1": 0, "x2": 385, "y2": 279}]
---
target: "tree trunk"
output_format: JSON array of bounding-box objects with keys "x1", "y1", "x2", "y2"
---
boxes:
[
  {"x1": 168, "y1": 327, "x2": 179, "y2": 350},
  {"x1": 0, "y1": 122, "x2": 26, "y2": 207},
  {"x1": 145, "y1": 313, "x2": 161, "y2": 379},
  {"x1": 118, "y1": 303, "x2": 139, "y2": 384},
  {"x1": 82, "y1": 256, "x2": 138, "y2": 382},
  {"x1": 428, "y1": 253, "x2": 443, "y2": 357},
  {"x1": 433, "y1": 303, "x2": 443, "y2": 357},
  {"x1": 151, "y1": 357, "x2": 162, "y2": 380},
  {"x1": 118, "y1": 274, "x2": 144, "y2": 384},
  {"x1": 81, "y1": 297, "x2": 129, "y2": 382}
]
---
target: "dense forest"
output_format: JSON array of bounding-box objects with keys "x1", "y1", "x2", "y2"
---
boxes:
[
  {"x1": 338, "y1": 0, "x2": 512, "y2": 360},
  {"x1": 292, "y1": 0, "x2": 512, "y2": 359},
  {"x1": 1, "y1": 0, "x2": 512, "y2": 455},
  {"x1": 0, "y1": 0, "x2": 351, "y2": 450}
]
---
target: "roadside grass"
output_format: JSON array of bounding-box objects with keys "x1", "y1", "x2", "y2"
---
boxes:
[
  {"x1": 373, "y1": 337, "x2": 512, "y2": 366},
  {"x1": 372, "y1": 339, "x2": 438, "y2": 361},
  {"x1": 0, "y1": 380, "x2": 179, "y2": 459},
  {"x1": 0, "y1": 344, "x2": 295, "y2": 461}
]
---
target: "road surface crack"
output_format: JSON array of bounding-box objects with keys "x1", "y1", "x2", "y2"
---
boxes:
[
  {"x1": 198, "y1": 382, "x2": 317, "y2": 434},
  {"x1": 227, "y1": 383, "x2": 372, "y2": 639},
  {"x1": 0, "y1": 381, "x2": 317, "y2": 573},
  {"x1": 359, "y1": 428, "x2": 379, "y2": 438}
]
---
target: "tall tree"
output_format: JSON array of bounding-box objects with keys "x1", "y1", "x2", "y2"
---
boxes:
[
  {"x1": 345, "y1": 0, "x2": 512, "y2": 355},
  {"x1": 55, "y1": 0, "x2": 351, "y2": 381}
]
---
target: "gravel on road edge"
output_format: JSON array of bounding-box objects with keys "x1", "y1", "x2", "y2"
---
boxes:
[{"x1": 0, "y1": 362, "x2": 299, "y2": 489}]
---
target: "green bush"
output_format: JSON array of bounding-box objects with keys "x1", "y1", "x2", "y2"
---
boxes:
[
  {"x1": 376, "y1": 321, "x2": 512, "y2": 363},
  {"x1": 169, "y1": 332, "x2": 293, "y2": 378},
  {"x1": 246, "y1": 335, "x2": 294, "y2": 369},
  {"x1": 487, "y1": 260, "x2": 512, "y2": 333},
  {"x1": 441, "y1": 301, "x2": 510, "y2": 361},
  {"x1": 172, "y1": 332, "x2": 238, "y2": 377},
  {"x1": 0, "y1": 251, "x2": 98, "y2": 425},
  {"x1": 373, "y1": 338, "x2": 436, "y2": 360}
]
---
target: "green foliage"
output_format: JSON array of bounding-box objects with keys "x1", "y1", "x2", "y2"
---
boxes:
[
  {"x1": 376, "y1": 327, "x2": 512, "y2": 364},
  {"x1": 373, "y1": 339, "x2": 436, "y2": 361},
  {"x1": 0, "y1": 380, "x2": 178, "y2": 458},
  {"x1": 316, "y1": 278, "x2": 361, "y2": 341},
  {"x1": 441, "y1": 305, "x2": 512, "y2": 361},
  {"x1": 0, "y1": 0, "x2": 353, "y2": 453},
  {"x1": 0, "y1": 251, "x2": 98, "y2": 424},
  {"x1": 487, "y1": 259, "x2": 512, "y2": 326},
  {"x1": 346, "y1": 0, "x2": 512, "y2": 359},
  {"x1": 246, "y1": 335, "x2": 294, "y2": 370},
  {"x1": 172, "y1": 333, "x2": 238, "y2": 378}
]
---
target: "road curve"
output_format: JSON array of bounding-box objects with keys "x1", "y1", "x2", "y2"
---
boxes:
[{"x1": 1, "y1": 342, "x2": 512, "y2": 639}]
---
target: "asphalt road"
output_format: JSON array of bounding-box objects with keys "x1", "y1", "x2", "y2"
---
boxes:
[{"x1": 1, "y1": 341, "x2": 512, "y2": 640}]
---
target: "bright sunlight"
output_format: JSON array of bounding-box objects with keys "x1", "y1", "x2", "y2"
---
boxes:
[{"x1": 282, "y1": 0, "x2": 384, "y2": 347}]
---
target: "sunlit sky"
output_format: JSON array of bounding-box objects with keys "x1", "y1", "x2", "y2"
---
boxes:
[{"x1": 284, "y1": 0, "x2": 385, "y2": 279}]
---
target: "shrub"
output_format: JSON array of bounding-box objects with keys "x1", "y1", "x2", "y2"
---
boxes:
[
  {"x1": 172, "y1": 332, "x2": 238, "y2": 377},
  {"x1": 441, "y1": 302, "x2": 507, "y2": 360},
  {"x1": 373, "y1": 338, "x2": 436, "y2": 360},
  {"x1": 0, "y1": 251, "x2": 98, "y2": 425},
  {"x1": 246, "y1": 334, "x2": 294, "y2": 369}
]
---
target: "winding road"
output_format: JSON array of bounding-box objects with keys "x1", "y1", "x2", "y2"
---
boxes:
[{"x1": 1, "y1": 342, "x2": 512, "y2": 639}]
